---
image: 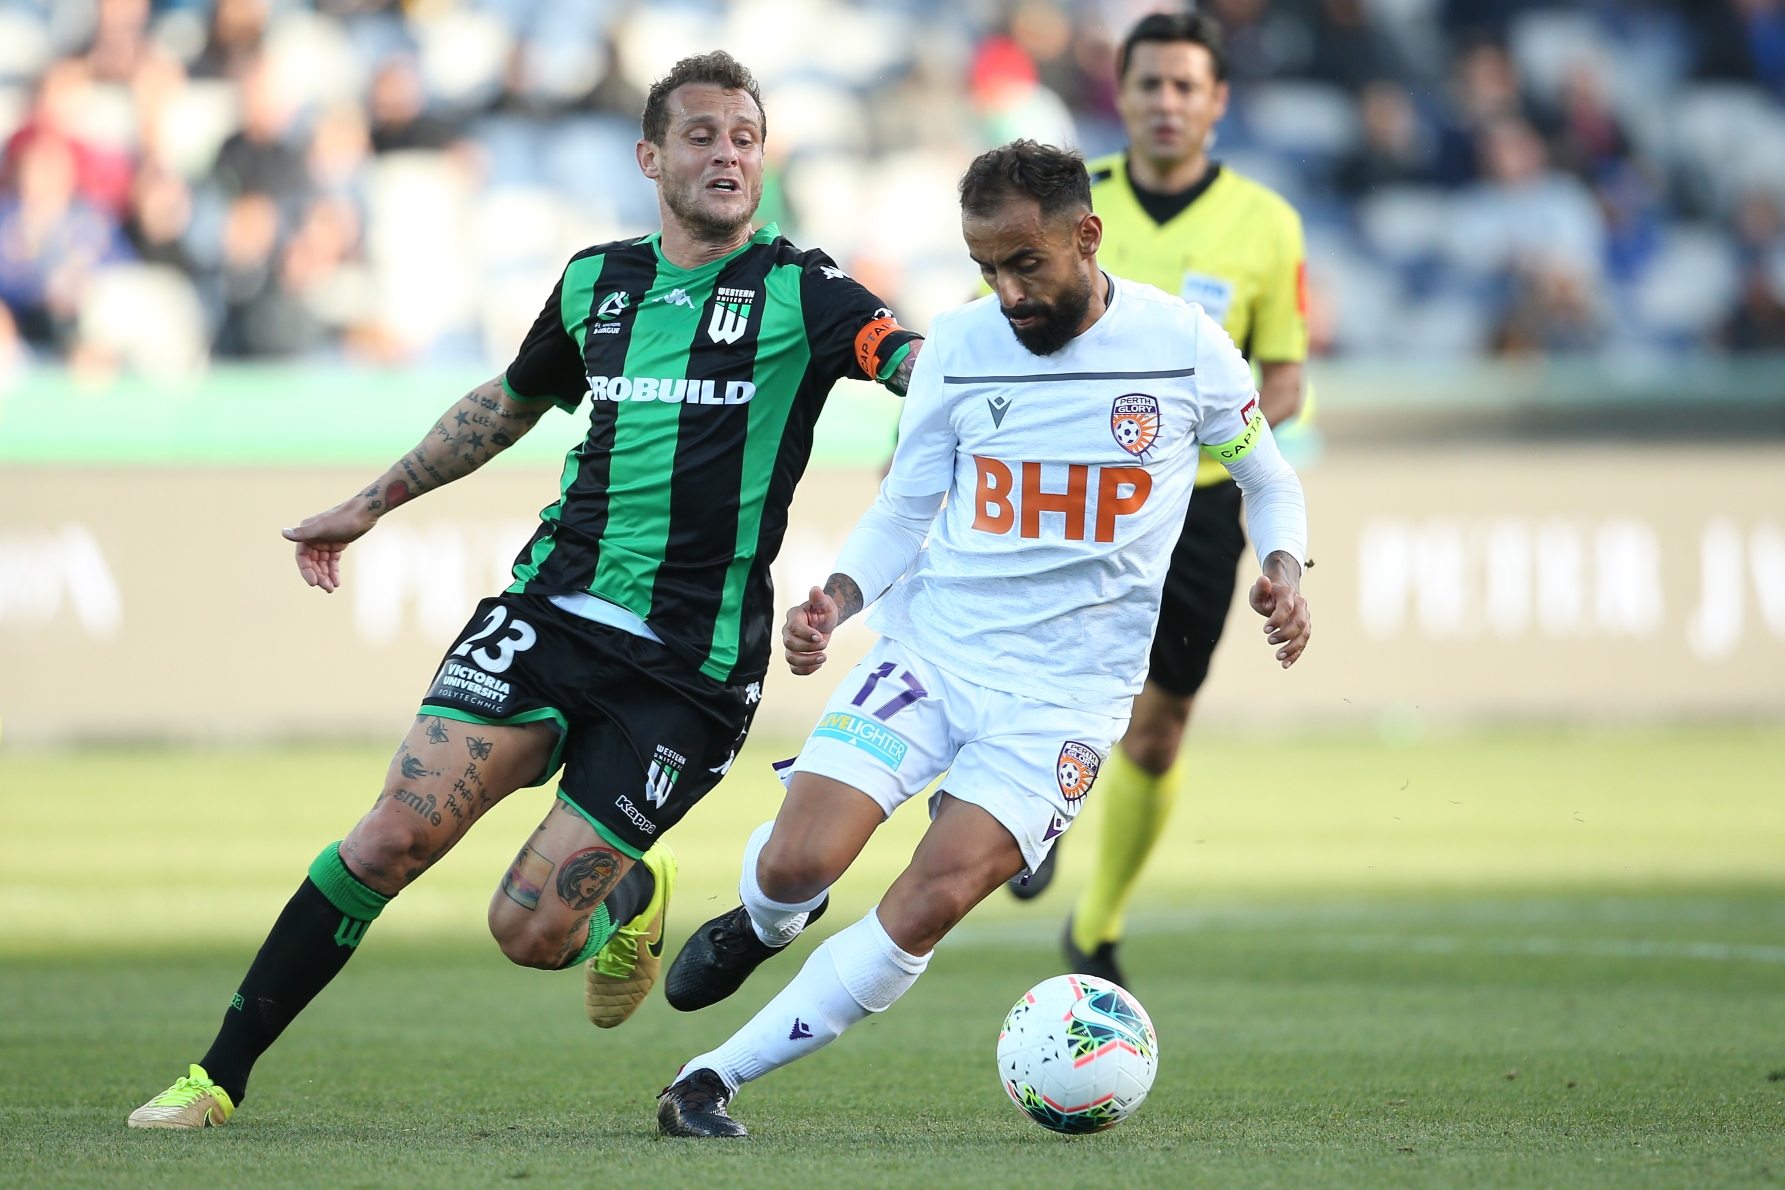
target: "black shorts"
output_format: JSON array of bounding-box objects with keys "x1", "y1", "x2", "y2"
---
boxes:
[
  {"x1": 419, "y1": 594, "x2": 757, "y2": 858},
  {"x1": 1147, "y1": 479, "x2": 1247, "y2": 699}
]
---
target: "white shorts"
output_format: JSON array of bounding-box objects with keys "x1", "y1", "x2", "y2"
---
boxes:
[{"x1": 785, "y1": 636, "x2": 1129, "y2": 873}]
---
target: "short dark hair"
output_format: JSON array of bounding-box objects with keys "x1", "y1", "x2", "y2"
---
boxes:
[
  {"x1": 958, "y1": 140, "x2": 1092, "y2": 221},
  {"x1": 641, "y1": 51, "x2": 766, "y2": 145},
  {"x1": 1117, "y1": 10, "x2": 1227, "y2": 83}
]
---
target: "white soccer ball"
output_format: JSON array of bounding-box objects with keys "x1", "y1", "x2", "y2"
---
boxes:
[
  {"x1": 996, "y1": 973, "x2": 1158, "y2": 1133},
  {"x1": 1114, "y1": 416, "x2": 1142, "y2": 446}
]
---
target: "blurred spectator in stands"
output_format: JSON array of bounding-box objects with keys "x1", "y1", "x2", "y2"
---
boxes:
[
  {"x1": 1722, "y1": 189, "x2": 1785, "y2": 349},
  {"x1": 1597, "y1": 158, "x2": 1667, "y2": 283},
  {"x1": 0, "y1": 134, "x2": 131, "y2": 348},
  {"x1": 0, "y1": 299, "x2": 21, "y2": 381},
  {"x1": 86, "y1": 0, "x2": 153, "y2": 84},
  {"x1": 214, "y1": 190, "x2": 305, "y2": 357},
  {"x1": 1207, "y1": 0, "x2": 1303, "y2": 82},
  {"x1": 124, "y1": 164, "x2": 196, "y2": 276},
  {"x1": 282, "y1": 195, "x2": 373, "y2": 351},
  {"x1": 1494, "y1": 260, "x2": 1607, "y2": 353},
  {"x1": 972, "y1": 33, "x2": 1077, "y2": 148},
  {"x1": 3, "y1": 60, "x2": 135, "y2": 220},
  {"x1": 1541, "y1": 59, "x2": 1631, "y2": 182},
  {"x1": 1305, "y1": 0, "x2": 1410, "y2": 91},
  {"x1": 1457, "y1": 117, "x2": 1605, "y2": 282},
  {"x1": 212, "y1": 57, "x2": 307, "y2": 213},
  {"x1": 369, "y1": 57, "x2": 463, "y2": 155},
  {"x1": 1690, "y1": 0, "x2": 1785, "y2": 100},
  {"x1": 1011, "y1": 2, "x2": 1096, "y2": 112},
  {"x1": 1337, "y1": 81, "x2": 1432, "y2": 195},
  {"x1": 192, "y1": 0, "x2": 268, "y2": 80},
  {"x1": 1442, "y1": 0, "x2": 1544, "y2": 45},
  {"x1": 1435, "y1": 41, "x2": 1524, "y2": 185},
  {"x1": 307, "y1": 102, "x2": 371, "y2": 201}
]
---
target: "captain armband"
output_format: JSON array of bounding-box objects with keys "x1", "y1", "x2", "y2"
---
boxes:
[
  {"x1": 1200, "y1": 409, "x2": 1267, "y2": 465},
  {"x1": 853, "y1": 317, "x2": 920, "y2": 394}
]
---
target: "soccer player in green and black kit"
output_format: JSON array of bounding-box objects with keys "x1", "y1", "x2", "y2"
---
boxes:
[{"x1": 127, "y1": 51, "x2": 921, "y2": 1130}]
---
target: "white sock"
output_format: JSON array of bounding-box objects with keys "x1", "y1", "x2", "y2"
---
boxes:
[
  {"x1": 679, "y1": 908, "x2": 929, "y2": 1092},
  {"x1": 739, "y1": 821, "x2": 828, "y2": 947}
]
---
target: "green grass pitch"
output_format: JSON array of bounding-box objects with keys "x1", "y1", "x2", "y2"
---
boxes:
[{"x1": 3, "y1": 727, "x2": 1784, "y2": 1188}]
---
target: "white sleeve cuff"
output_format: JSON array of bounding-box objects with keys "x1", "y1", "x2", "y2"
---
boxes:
[
  {"x1": 1223, "y1": 424, "x2": 1308, "y2": 567},
  {"x1": 832, "y1": 488, "x2": 945, "y2": 607}
]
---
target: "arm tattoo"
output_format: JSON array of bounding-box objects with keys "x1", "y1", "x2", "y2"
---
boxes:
[
  {"x1": 888, "y1": 341, "x2": 921, "y2": 396},
  {"x1": 824, "y1": 572, "x2": 864, "y2": 621},
  {"x1": 555, "y1": 848, "x2": 622, "y2": 911},
  {"x1": 360, "y1": 379, "x2": 545, "y2": 517}
]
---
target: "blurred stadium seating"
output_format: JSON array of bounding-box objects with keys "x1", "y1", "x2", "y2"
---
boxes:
[{"x1": 2, "y1": 0, "x2": 1785, "y2": 386}]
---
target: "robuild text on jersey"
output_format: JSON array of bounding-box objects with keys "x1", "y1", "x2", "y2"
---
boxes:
[{"x1": 586, "y1": 376, "x2": 757, "y2": 404}]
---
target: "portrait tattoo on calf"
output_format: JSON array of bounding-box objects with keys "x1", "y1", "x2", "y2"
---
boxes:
[
  {"x1": 555, "y1": 848, "x2": 622, "y2": 911},
  {"x1": 501, "y1": 845, "x2": 556, "y2": 911}
]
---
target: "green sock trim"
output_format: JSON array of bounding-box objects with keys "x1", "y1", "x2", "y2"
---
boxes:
[
  {"x1": 568, "y1": 903, "x2": 615, "y2": 968},
  {"x1": 308, "y1": 842, "x2": 392, "y2": 923}
]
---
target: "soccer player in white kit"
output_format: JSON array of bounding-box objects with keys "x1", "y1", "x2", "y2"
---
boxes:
[{"x1": 656, "y1": 141, "x2": 1312, "y2": 1137}]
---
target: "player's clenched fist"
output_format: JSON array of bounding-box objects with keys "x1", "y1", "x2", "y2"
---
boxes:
[
  {"x1": 1249, "y1": 552, "x2": 1311, "y2": 669},
  {"x1": 783, "y1": 585, "x2": 840, "y2": 675}
]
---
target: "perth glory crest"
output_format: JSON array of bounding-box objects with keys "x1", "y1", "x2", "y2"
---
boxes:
[
  {"x1": 1110, "y1": 395, "x2": 1160, "y2": 458},
  {"x1": 1057, "y1": 741, "x2": 1102, "y2": 802}
]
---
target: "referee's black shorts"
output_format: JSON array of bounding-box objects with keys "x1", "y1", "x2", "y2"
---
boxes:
[{"x1": 1146, "y1": 478, "x2": 1247, "y2": 699}]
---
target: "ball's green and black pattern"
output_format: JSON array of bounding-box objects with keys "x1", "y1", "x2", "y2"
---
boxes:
[{"x1": 997, "y1": 974, "x2": 1160, "y2": 1135}]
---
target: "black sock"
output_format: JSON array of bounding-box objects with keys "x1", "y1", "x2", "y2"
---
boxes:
[
  {"x1": 199, "y1": 878, "x2": 364, "y2": 1105},
  {"x1": 603, "y1": 861, "x2": 655, "y2": 927}
]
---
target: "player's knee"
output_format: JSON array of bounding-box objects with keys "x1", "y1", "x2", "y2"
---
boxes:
[
  {"x1": 1125, "y1": 731, "x2": 1180, "y2": 777},
  {"x1": 756, "y1": 840, "x2": 835, "y2": 904},
  {"x1": 343, "y1": 802, "x2": 439, "y2": 891},
  {"x1": 488, "y1": 910, "x2": 566, "y2": 970}
]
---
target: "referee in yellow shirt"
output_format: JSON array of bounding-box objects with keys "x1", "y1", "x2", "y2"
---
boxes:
[{"x1": 1011, "y1": 11, "x2": 1309, "y2": 987}]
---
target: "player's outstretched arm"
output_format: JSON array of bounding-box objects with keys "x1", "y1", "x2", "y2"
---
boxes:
[
  {"x1": 1250, "y1": 551, "x2": 1311, "y2": 668},
  {"x1": 283, "y1": 375, "x2": 553, "y2": 593},
  {"x1": 782, "y1": 575, "x2": 861, "y2": 676}
]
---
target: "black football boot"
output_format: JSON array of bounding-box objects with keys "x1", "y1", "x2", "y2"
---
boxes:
[
  {"x1": 664, "y1": 895, "x2": 829, "y2": 1012},
  {"x1": 1006, "y1": 837, "x2": 1061, "y2": 900},
  {"x1": 1062, "y1": 915, "x2": 1126, "y2": 987},
  {"x1": 658, "y1": 1068, "x2": 747, "y2": 1138}
]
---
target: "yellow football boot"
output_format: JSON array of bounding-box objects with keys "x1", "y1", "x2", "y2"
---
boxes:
[
  {"x1": 585, "y1": 842, "x2": 676, "y2": 1028},
  {"x1": 127, "y1": 1064, "x2": 235, "y2": 1129}
]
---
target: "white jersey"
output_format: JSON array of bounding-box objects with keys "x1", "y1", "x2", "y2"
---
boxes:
[{"x1": 866, "y1": 275, "x2": 1270, "y2": 716}]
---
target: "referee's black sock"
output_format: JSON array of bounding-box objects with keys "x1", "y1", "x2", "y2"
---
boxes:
[{"x1": 199, "y1": 844, "x2": 389, "y2": 1105}]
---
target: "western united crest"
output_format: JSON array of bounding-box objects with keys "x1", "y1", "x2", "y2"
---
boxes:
[
  {"x1": 1057, "y1": 741, "x2": 1102, "y2": 802},
  {"x1": 708, "y1": 286, "x2": 756, "y2": 344},
  {"x1": 1111, "y1": 394, "x2": 1160, "y2": 458}
]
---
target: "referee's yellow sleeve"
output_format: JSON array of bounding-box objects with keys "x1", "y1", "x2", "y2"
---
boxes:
[{"x1": 1248, "y1": 204, "x2": 1309, "y2": 364}]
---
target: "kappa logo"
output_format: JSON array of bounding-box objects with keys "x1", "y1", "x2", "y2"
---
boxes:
[
  {"x1": 1056, "y1": 741, "x2": 1102, "y2": 802},
  {"x1": 596, "y1": 290, "x2": 630, "y2": 321},
  {"x1": 644, "y1": 744, "x2": 686, "y2": 808},
  {"x1": 987, "y1": 393, "x2": 1014, "y2": 427},
  {"x1": 708, "y1": 286, "x2": 756, "y2": 344},
  {"x1": 649, "y1": 287, "x2": 695, "y2": 309},
  {"x1": 1111, "y1": 394, "x2": 1161, "y2": 458},
  {"x1": 819, "y1": 265, "x2": 849, "y2": 281}
]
